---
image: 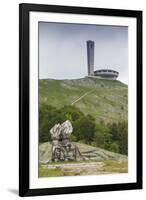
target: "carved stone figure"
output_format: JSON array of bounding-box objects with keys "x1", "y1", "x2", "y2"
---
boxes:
[
  {"x1": 64, "y1": 142, "x2": 83, "y2": 161},
  {"x1": 50, "y1": 120, "x2": 83, "y2": 162}
]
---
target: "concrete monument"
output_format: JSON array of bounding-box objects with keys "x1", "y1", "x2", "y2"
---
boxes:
[{"x1": 50, "y1": 120, "x2": 83, "y2": 162}]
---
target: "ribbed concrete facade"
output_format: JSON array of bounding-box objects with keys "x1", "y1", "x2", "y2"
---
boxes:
[
  {"x1": 87, "y1": 40, "x2": 94, "y2": 76},
  {"x1": 86, "y1": 40, "x2": 119, "y2": 80}
]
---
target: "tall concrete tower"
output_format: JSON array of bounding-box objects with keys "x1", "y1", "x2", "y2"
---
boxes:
[{"x1": 87, "y1": 40, "x2": 94, "y2": 76}]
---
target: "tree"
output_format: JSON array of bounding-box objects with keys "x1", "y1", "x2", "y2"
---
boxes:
[
  {"x1": 39, "y1": 104, "x2": 65, "y2": 143},
  {"x1": 39, "y1": 104, "x2": 86, "y2": 143},
  {"x1": 109, "y1": 142, "x2": 119, "y2": 153},
  {"x1": 39, "y1": 103, "x2": 128, "y2": 155},
  {"x1": 108, "y1": 121, "x2": 128, "y2": 155},
  {"x1": 74, "y1": 115, "x2": 95, "y2": 144},
  {"x1": 118, "y1": 121, "x2": 128, "y2": 155},
  {"x1": 93, "y1": 123, "x2": 111, "y2": 149},
  {"x1": 59, "y1": 105, "x2": 84, "y2": 122}
]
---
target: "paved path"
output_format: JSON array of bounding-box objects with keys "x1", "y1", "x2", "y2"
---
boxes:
[
  {"x1": 47, "y1": 162, "x2": 104, "y2": 169},
  {"x1": 71, "y1": 90, "x2": 94, "y2": 105},
  {"x1": 43, "y1": 161, "x2": 127, "y2": 175}
]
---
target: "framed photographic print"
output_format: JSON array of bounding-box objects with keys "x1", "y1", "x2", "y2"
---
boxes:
[{"x1": 19, "y1": 3, "x2": 142, "y2": 197}]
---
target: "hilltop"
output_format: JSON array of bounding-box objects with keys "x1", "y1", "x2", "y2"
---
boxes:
[
  {"x1": 39, "y1": 77, "x2": 128, "y2": 123},
  {"x1": 39, "y1": 77, "x2": 128, "y2": 177}
]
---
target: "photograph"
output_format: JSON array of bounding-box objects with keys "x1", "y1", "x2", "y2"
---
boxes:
[
  {"x1": 38, "y1": 22, "x2": 128, "y2": 178},
  {"x1": 19, "y1": 3, "x2": 142, "y2": 196}
]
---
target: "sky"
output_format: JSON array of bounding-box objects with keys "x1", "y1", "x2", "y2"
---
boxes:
[{"x1": 39, "y1": 22, "x2": 128, "y2": 84}]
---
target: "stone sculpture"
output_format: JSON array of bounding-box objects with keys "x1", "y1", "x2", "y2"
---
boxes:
[{"x1": 50, "y1": 120, "x2": 83, "y2": 162}]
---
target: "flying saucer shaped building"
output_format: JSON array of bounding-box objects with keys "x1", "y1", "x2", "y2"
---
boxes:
[
  {"x1": 86, "y1": 40, "x2": 119, "y2": 80},
  {"x1": 94, "y1": 69, "x2": 119, "y2": 80}
]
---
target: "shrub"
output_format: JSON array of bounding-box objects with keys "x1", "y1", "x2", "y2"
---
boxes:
[{"x1": 109, "y1": 142, "x2": 119, "y2": 153}]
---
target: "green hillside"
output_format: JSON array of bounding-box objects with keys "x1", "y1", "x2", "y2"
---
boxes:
[{"x1": 39, "y1": 77, "x2": 127, "y2": 123}]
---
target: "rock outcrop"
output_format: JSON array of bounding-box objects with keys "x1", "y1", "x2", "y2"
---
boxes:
[{"x1": 39, "y1": 142, "x2": 127, "y2": 164}]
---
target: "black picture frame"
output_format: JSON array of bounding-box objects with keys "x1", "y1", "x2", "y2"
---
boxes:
[{"x1": 19, "y1": 3, "x2": 143, "y2": 197}]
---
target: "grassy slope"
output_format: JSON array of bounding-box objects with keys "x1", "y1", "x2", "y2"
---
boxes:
[{"x1": 39, "y1": 77, "x2": 128, "y2": 123}]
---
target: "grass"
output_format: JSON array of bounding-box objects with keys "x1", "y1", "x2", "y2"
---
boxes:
[
  {"x1": 39, "y1": 168, "x2": 61, "y2": 177},
  {"x1": 39, "y1": 77, "x2": 128, "y2": 123},
  {"x1": 38, "y1": 77, "x2": 128, "y2": 177},
  {"x1": 38, "y1": 160, "x2": 128, "y2": 177},
  {"x1": 103, "y1": 160, "x2": 128, "y2": 173}
]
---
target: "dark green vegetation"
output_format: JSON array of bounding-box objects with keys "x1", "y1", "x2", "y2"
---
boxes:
[{"x1": 39, "y1": 77, "x2": 128, "y2": 155}]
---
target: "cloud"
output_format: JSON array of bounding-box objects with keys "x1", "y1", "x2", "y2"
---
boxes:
[{"x1": 39, "y1": 22, "x2": 128, "y2": 84}]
